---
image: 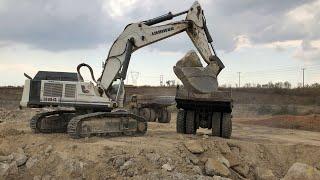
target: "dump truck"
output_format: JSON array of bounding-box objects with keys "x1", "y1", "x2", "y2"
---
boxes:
[
  {"x1": 129, "y1": 95, "x2": 175, "y2": 123},
  {"x1": 174, "y1": 51, "x2": 233, "y2": 138}
]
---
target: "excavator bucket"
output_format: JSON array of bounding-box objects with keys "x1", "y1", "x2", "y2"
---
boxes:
[{"x1": 173, "y1": 50, "x2": 218, "y2": 93}]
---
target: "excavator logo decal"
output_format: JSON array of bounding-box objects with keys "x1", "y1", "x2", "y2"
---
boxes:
[{"x1": 152, "y1": 27, "x2": 174, "y2": 35}]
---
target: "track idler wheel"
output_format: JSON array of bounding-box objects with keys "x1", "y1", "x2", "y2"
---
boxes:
[{"x1": 137, "y1": 121, "x2": 147, "y2": 135}]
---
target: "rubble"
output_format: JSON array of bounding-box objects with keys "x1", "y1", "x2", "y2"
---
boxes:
[
  {"x1": 26, "y1": 156, "x2": 38, "y2": 169},
  {"x1": 282, "y1": 162, "x2": 320, "y2": 180},
  {"x1": 145, "y1": 152, "x2": 160, "y2": 164},
  {"x1": 0, "y1": 162, "x2": 18, "y2": 177},
  {"x1": 162, "y1": 163, "x2": 174, "y2": 172},
  {"x1": 212, "y1": 176, "x2": 232, "y2": 180},
  {"x1": 255, "y1": 167, "x2": 276, "y2": 180},
  {"x1": 45, "y1": 145, "x2": 53, "y2": 154},
  {"x1": 192, "y1": 165, "x2": 202, "y2": 175},
  {"x1": 187, "y1": 153, "x2": 199, "y2": 165},
  {"x1": 12, "y1": 152, "x2": 28, "y2": 167}
]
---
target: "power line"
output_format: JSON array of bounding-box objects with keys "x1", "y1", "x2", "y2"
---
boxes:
[
  {"x1": 302, "y1": 68, "x2": 306, "y2": 88},
  {"x1": 237, "y1": 72, "x2": 241, "y2": 87}
]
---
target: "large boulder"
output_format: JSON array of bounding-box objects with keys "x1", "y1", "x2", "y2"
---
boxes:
[
  {"x1": 224, "y1": 152, "x2": 240, "y2": 167},
  {"x1": 173, "y1": 50, "x2": 219, "y2": 93},
  {"x1": 205, "y1": 158, "x2": 230, "y2": 177},
  {"x1": 232, "y1": 164, "x2": 250, "y2": 178},
  {"x1": 12, "y1": 152, "x2": 28, "y2": 167},
  {"x1": 0, "y1": 155, "x2": 14, "y2": 162},
  {"x1": 282, "y1": 162, "x2": 320, "y2": 180},
  {"x1": 184, "y1": 141, "x2": 204, "y2": 154}
]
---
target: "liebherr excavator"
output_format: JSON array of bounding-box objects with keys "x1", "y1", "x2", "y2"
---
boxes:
[{"x1": 20, "y1": 1, "x2": 227, "y2": 138}]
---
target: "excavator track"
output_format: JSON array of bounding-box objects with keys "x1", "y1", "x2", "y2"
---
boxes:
[
  {"x1": 30, "y1": 110, "x2": 76, "y2": 133},
  {"x1": 67, "y1": 112, "x2": 147, "y2": 139}
]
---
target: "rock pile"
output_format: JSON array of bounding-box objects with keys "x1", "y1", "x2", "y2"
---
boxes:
[{"x1": 0, "y1": 148, "x2": 28, "y2": 177}]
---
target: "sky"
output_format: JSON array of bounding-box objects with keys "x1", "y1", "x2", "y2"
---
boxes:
[{"x1": 0, "y1": 0, "x2": 320, "y2": 87}]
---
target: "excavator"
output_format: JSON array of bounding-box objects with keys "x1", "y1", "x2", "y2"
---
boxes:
[{"x1": 20, "y1": 1, "x2": 229, "y2": 139}]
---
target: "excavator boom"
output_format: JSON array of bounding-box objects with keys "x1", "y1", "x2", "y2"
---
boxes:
[{"x1": 99, "y1": 1, "x2": 224, "y2": 94}]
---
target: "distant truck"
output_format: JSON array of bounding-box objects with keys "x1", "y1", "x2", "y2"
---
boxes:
[{"x1": 129, "y1": 95, "x2": 175, "y2": 123}]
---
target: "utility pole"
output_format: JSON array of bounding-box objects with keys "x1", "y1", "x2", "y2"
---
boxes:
[
  {"x1": 302, "y1": 68, "x2": 305, "y2": 88},
  {"x1": 160, "y1": 75, "x2": 164, "y2": 86},
  {"x1": 237, "y1": 72, "x2": 241, "y2": 88}
]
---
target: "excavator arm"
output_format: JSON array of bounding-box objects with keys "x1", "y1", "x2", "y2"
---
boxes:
[{"x1": 98, "y1": 1, "x2": 224, "y2": 92}]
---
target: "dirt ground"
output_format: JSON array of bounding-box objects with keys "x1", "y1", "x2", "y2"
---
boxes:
[
  {"x1": 1, "y1": 108, "x2": 320, "y2": 180},
  {"x1": 237, "y1": 114, "x2": 320, "y2": 132}
]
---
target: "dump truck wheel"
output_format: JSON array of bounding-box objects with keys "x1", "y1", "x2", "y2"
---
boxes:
[
  {"x1": 221, "y1": 113, "x2": 232, "y2": 139},
  {"x1": 131, "y1": 108, "x2": 139, "y2": 116},
  {"x1": 139, "y1": 108, "x2": 150, "y2": 121},
  {"x1": 149, "y1": 109, "x2": 157, "y2": 122},
  {"x1": 185, "y1": 110, "x2": 196, "y2": 134},
  {"x1": 158, "y1": 109, "x2": 171, "y2": 123},
  {"x1": 176, "y1": 109, "x2": 186, "y2": 133},
  {"x1": 139, "y1": 108, "x2": 155, "y2": 122},
  {"x1": 211, "y1": 112, "x2": 221, "y2": 137}
]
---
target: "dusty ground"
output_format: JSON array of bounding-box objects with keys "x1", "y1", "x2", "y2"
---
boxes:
[
  {"x1": 1, "y1": 108, "x2": 320, "y2": 180},
  {"x1": 237, "y1": 114, "x2": 320, "y2": 132}
]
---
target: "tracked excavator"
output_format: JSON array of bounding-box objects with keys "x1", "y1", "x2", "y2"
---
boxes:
[{"x1": 20, "y1": 1, "x2": 229, "y2": 138}]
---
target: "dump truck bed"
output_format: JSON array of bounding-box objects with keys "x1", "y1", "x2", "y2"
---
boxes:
[
  {"x1": 133, "y1": 95, "x2": 175, "y2": 107},
  {"x1": 175, "y1": 86, "x2": 232, "y2": 113}
]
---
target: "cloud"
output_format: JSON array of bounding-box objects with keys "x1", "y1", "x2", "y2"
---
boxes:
[
  {"x1": 0, "y1": 0, "x2": 119, "y2": 51},
  {"x1": 293, "y1": 39, "x2": 320, "y2": 62},
  {"x1": 0, "y1": 0, "x2": 319, "y2": 57}
]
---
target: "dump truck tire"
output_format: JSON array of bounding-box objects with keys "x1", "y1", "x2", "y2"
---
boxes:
[
  {"x1": 211, "y1": 112, "x2": 221, "y2": 137},
  {"x1": 185, "y1": 110, "x2": 196, "y2": 134},
  {"x1": 176, "y1": 109, "x2": 186, "y2": 133},
  {"x1": 131, "y1": 108, "x2": 139, "y2": 116},
  {"x1": 139, "y1": 108, "x2": 156, "y2": 122},
  {"x1": 158, "y1": 109, "x2": 171, "y2": 123},
  {"x1": 149, "y1": 109, "x2": 157, "y2": 122},
  {"x1": 221, "y1": 113, "x2": 232, "y2": 138}
]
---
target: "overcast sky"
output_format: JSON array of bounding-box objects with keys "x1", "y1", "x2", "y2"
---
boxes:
[{"x1": 0, "y1": 0, "x2": 319, "y2": 86}]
